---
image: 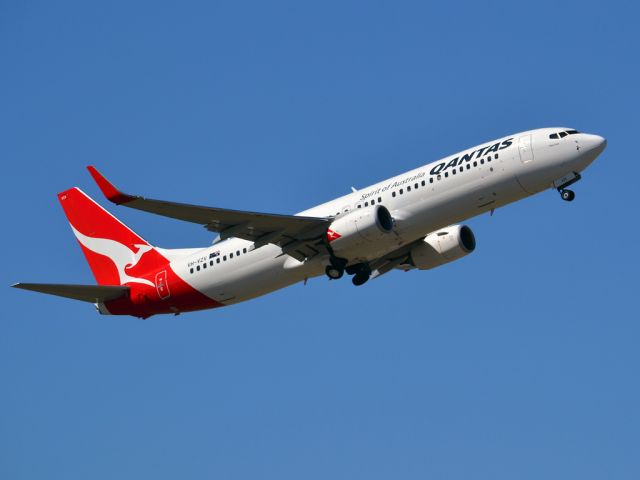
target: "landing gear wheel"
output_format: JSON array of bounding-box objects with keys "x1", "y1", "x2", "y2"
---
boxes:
[
  {"x1": 560, "y1": 189, "x2": 575, "y2": 202},
  {"x1": 345, "y1": 264, "x2": 361, "y2": 275},
  {"x1": 325, "y1": 265, "x2": 344, "y2": 280},
  {"x1": 352, "y1": 273, "x2": 370, "y2": 286}
]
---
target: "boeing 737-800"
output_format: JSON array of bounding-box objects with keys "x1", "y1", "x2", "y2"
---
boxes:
[{"x1": 13, "y1": 128, "x2": 606, "y2": 318}]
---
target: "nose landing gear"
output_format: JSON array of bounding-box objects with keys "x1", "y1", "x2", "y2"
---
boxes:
[
  {"x1": 560, "y1": 189, "x2": 575, "y2": 202},
  {"x1": 553, "y1": 172, "x2": 581, "y2": 203}
]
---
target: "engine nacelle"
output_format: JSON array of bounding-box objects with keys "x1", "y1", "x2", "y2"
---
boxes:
[
  {"x1": 328, "y1": 205, "x2": 394, "y2": 258},
  {"x1": 410, "y1": 225, "x2": 476, "y2": 270}
]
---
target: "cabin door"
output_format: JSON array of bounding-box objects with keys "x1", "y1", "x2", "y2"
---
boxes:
[{"x1": 518, "y1": 135, "x2": 534, "y2": 163}]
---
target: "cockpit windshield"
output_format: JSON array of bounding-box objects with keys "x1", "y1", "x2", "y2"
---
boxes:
[{"x1": 549, "y1": 129, "x2": 580, "y2": 139}]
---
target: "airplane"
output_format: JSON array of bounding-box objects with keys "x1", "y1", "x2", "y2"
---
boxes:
[{"x1": 13, "y1": 127, "x2": 606, "y2": 319}]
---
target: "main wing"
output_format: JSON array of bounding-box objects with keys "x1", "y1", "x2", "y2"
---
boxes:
[{"x1": 87, "y1": 166, "x2": 331, "y2": 261}]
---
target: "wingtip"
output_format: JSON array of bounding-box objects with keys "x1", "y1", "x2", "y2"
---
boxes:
[{"x1": 86, "y1": 166, "x2": 136, "y2": 204}]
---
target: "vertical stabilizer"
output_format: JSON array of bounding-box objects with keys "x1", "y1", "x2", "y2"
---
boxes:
[{"x1": 57, "y1": 188, "x2": 168, "y2": 286}]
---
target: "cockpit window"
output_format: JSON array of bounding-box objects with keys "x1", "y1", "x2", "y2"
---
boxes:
[{"x1": 550, "y1": 129, "x2": 580, "y2": 140}]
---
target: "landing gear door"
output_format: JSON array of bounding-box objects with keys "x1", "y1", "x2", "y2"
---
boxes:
[{"x1": 518, "y1": 135, "x2": 534, "y2": 164}]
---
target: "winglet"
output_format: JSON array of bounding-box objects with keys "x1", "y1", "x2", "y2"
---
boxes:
[{"x1": 87, "y1": 166, "x2": 137, "y2": 204}]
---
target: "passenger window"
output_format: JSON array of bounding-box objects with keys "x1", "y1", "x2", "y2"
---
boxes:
[
  {"x1": 559, "y1": 131, "x2": 568, "y2": 138},
  {"x1": 473, "y1": 161, "x2": 477, "y2": 167},
  {"x1": 466, "y1": 164, "x2": 470, "y2": 170},
  {"x1": 407, "y1": 186, "x2": 411, "y2": 192},
  {"x1": 415, "y1": 183, "x2": 419, "y2": 189},
  {"x1": 216, "y1": 258, "x2": 221, "y2": 264},
  {"x1": 357, "y1": 204, "x2": 361, "y2": 208},
  {"x1": 400, "y1": 189, "x2": 403, "y2": 194},
  {"x1": 430, "y1": 177, "x2": 433, "y2": 183},
  {"x1": 196, "y1": 265, "x2": 200, "y2": 271},
  {"x1": 371, "y1": 199, "x2": 375, "y2": 205},
  {"x1": 203, "y1": 263, "x2": 207, "y2": 269},
  {"x1": 190, "y1": 268, "x2": 194, "y2": 274},
  {"x1": 421, "y1": 180, "x2": 425, "y2": 186},
  {"x1": 236, "y1": 250, "x2": 240, "y2": 256},
  {"x1": 459, "y1": 167, "x2": 463, "y2": 173},
  {"x1": 437, "y1": 174, "x2": 441, "y2": 181},
  {"x1": 210, "y1": 260, "x2": 213, "y2": 266},
  {"x1": 495, "y1": 154, "x2": 498, "y2": 159},
  {"x1": 452, "y1": 169, "x2": 456, "y2": 175},
  {"x1": 364, "y1": 201, "x2": 369, "y2": 207},
  {"x1": 230, "y1": 253, "x2": 233, "y2": 259},
  {"x1": 392, "y1": 191, "x2": 396, "y2": 197},
  {"x1": 378, "y1": 197, "x2": 382, "y2": 202},
  {"x1": 243, "y1": 248, "x2": 247, "y2": 254},
  {"x1": 223, "y1": 256, "x2": 227, "y2": 261},
  {"x1": 480, "y1": 159, "x2": 485, "y2": 164}
]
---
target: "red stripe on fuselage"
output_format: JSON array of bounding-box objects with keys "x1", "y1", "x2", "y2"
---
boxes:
[{"x1": 102, "y1": 263, "x2": 224, "y2": 318}]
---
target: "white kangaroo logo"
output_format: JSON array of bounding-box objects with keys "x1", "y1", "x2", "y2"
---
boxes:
[{"x1": 71, "y1": 226, "x2": 155, "y2": 287}]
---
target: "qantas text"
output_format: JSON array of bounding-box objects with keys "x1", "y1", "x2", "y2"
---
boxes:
[
  {"x1": 429, "y1": 138, "x2": 513, "y2": 175},
  {"x1": 359, "y1": 138, "x2": 513, "y2": 201}
]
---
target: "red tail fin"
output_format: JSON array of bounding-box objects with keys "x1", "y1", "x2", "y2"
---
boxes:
[{"x1": 57, "y1": 188, "x2": 168, "y2": 286}]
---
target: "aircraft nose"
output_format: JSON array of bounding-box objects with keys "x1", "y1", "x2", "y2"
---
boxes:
[{"x1": 582, "y1": 134, "x2": 607, "y2": 154}]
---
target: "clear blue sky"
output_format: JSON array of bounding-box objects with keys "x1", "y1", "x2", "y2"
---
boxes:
[{"x1": 2, "y1": 1, "x2": 639, "y2": 478}]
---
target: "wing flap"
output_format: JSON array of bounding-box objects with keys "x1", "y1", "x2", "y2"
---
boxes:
[
  {"x1": 12, "y1": 283, "x2": 129, "y2": 303},
  {"x1": 367, "y1": 242, "x2": 418, "y2": 279}
]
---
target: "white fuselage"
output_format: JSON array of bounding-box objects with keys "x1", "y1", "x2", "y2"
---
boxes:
[{"x1": 174, "y1": 128, "x2": 606, "y2": 305}]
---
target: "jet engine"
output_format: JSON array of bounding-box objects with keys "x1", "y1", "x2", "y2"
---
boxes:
[
  {"x1": 410, "y1": 225, "x2": 476, "y2": 270},
  {"x1": 328, "y1": 205, "x2": 394, "y2": 258}
]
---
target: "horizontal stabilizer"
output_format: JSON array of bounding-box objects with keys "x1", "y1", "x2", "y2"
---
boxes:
[{"x1": 12, "y1": 283, "x2": 129, "y2": 303}]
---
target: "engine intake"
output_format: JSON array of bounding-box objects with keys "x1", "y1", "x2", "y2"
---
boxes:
[{"x1": 410, "y1": 225, "x2": 476, "y2": 270}]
